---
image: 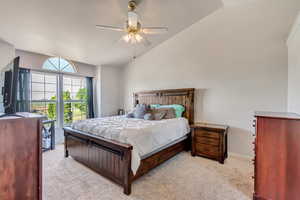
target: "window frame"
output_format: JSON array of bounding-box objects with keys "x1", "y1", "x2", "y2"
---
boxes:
[
  {"x1": 30, "y1": 71, "x2": 58, "y2": 119},
  {"x1": 62, "y1": 75, "x2": 87, "y2": 125},
  {"x1": 42, "y1": 57, "x2": 77, "y2": 73},
  {"x1": 30, "y1": 69, "x2": 88, "y2": 128}
]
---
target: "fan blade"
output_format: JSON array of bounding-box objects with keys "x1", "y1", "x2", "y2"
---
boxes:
[
  {"x1": 96, "y1": 25, "x2": 124, "y2": 32},
  {"x1": 128, "y1": 11, "x2": 138, "y2": 28},
  {"x1": 142, "y1": 27, "x2": 168, "y2": 34}
]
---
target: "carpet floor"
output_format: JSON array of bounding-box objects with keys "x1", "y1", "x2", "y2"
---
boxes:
[{"x1": 43, "y1": 145, "x2": 253, "y2": 200}]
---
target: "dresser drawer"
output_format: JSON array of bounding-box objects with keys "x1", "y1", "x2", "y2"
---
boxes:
[
  {"x1": 195, "y1": 136, "x2": 219, "y2": 146},
  {"x1": 195, "y1": 143, "x2": 219, "y2": 157},
  {"x1": 194, "y1": 129, "x2": 220, "y2": 139}
]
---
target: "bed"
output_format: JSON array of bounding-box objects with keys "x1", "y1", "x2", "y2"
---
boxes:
[{"x1": 63, "y1": 88, "x2": 195, "y2": 195}]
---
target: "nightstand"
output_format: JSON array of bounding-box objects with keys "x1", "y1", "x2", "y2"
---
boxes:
[{"x1": 191, "y1": 123, "x2": 228, "y2": 164}]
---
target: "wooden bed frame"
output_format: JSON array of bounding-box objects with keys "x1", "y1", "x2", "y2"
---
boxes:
[{"x1": 64, "y1": 88, "x2": 195, "y2": 195}]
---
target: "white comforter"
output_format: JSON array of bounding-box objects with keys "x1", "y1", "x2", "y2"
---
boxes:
[{"x1": 71, "y1": 116, "x2": 190, "y2": 174}]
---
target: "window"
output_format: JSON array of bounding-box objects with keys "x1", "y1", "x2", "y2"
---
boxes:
[
  {"x1": 31, "y1": 72, "x2": 58, "y2": 120},
  {"x1": 43, "y1": 57, "x2": 76, "y2": 73},
  {"x1": 30, "y1": 58, "x2": 88, "y2": 127},
  {"x1": 63, "y1": 76, "x2": 87, "y2": 125}
]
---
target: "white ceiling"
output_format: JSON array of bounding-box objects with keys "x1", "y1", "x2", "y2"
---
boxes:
[{"x1": 0, "y1": 0, "x2": 223, "y2": 66}]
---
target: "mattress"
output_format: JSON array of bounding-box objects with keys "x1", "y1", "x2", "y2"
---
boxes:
[
  {"x1": 140, "y1": 135, "x2": 188, "y2": 159},
  {"x1": 71, "y1": 116, "x2": 190, "y2": 174}
]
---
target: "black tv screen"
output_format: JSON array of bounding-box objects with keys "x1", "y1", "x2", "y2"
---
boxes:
[{"x1": 0, "y1": 57, "x2": 20, "y2": 115}]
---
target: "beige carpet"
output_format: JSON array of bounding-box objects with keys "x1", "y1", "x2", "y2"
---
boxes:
[{"x1": 43, "y1": 145, "x2": 253, "y2": 200}]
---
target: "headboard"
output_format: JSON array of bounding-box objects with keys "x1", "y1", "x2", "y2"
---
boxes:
[{"x1": 134, "y1": 88, "x2": 195, "y2": 124}]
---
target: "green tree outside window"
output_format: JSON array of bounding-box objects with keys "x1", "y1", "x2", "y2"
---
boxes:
[
  {"x1": 75, "y1": 88, "x2": 87, "y2": 115},
  {"x1": 47, "y1": 89, "x2": 87, "y2": 124},
  {"x1": 48, "y1": 96, "x2": 56, "y2": 120},
  {"x1": 63, "y1": 91, "x2": 72, "y2": 124}
]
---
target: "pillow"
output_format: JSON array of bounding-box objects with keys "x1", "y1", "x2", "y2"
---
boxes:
[
  {"x1": 153, "y1": 111, "x2": 166, "y2": 120},
  {"x1": 150, "y1": 104, "x2": 160, "y2": 109},
  {"x1": 133, "y1": 104, "x2": 148, "y2": 119},
  {"x1": 144, "y1": 113, "x2": 153, "y2": 120},
  {"x1": 159, "y1": 104, "x2": 185, "y2": 118},
  {"x1": 151, "y1": 108, "x2": 176, "y2": 119},
  {"x1": 126, "y1": 112, "x2": 135, "y2": 118}
]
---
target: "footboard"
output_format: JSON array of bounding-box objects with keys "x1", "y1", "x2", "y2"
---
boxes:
[{"x1": 64, "y1": 127, "x2": 133, "y2": 195}]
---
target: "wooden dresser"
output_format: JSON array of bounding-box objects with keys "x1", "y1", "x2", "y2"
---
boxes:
[
  {"x1": 253, "y1": 111, "x2": 300, "y2": 200},
  {"x1": 0, "y1": 113, "x2": 43, "y2": 200},
  {"x1": 191, "y1": 123, "x2": 228, "y2": 164}
]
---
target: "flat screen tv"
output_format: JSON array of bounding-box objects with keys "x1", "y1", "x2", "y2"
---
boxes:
[{"x1": 0, "y1": 57, "x2": 20, "y2": 117}]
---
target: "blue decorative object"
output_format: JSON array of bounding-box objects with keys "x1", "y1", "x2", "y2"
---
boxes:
[
  {"x1": 133, "y1": 104, "x2": 148, "y2": 119},
  {"x1": 144, "y1": 113, "x2": 153, "y2": 120},
  {"x1": 126, "y1": 112, "x2": 135, "y2": 118}
]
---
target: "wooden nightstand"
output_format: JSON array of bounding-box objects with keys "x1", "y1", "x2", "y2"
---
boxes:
[{"x1": 191, "y1": 123, "x2": 228, "y2": 164}]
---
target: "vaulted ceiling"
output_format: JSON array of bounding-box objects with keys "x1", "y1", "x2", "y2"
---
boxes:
[{"x1": 0, "y1": 0, "x2": 223, "y2": 66}]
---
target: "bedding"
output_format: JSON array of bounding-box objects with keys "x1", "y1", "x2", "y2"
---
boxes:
[
  {"x1": 71, "y1": 116, "x2": 190, "y2": 174},
  {"x1": 143, "y1": 113, "x2": 153, "y2": 120},
  {"x1": 148, "y1": 104, "x2": 185, "y2": 118},
  {"x1": 126, "y1": 104, "x2": 149, "y2": 119},
  {"x1": 152, "y1": 109, "x2": 167, "y2": 120},
  {"x1": 159, "y1": 104, "x2": 185, "y2": 118},
  {"x1": 133, "y1": 104, "x2": 148, "y2": 119},
  {"x1": 150, "y1": 104, "x2": 160, "y2": 109},
  {"x1": 153, "y1": 107, "x2": 176, "y2": 119}
]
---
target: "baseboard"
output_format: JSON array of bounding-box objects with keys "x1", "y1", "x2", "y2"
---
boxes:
[{"x1": 228, "y1": 152, "x2": 252, "y2": 160}]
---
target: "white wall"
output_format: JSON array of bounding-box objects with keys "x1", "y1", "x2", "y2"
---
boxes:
[
  {"x1": 100, "y1": 66, "x2": 123, "y2": 117},
  {"x1": 122, "y1": 0, "x2": 299, "y2": 156},
  {"x1": 94, "y1": 66, "x2": 102, "y2": 117},
  {"x1": 0, "y1": 39, "x2": 15, "y2": 70},
  {"x1": 288, "y1": 12, "x2": 300, "y2": 114},
  {"x1": 15, "y1": 50, "x2": 96, "y2": 77},
  {"x1": 0, "y1": 39, "x2": 15, "y2": 113}
]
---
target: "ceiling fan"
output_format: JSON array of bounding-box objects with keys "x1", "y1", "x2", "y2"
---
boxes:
[{"x1": 96, "y1": 0, "x2": 168, "y2": 46}]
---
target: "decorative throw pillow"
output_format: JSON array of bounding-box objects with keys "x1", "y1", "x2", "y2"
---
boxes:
[
  {"x1": 126, "y1": 112, "x2": 135, "y2": 118},
  {"x1": 133, "y1": 104, "x2": 148, "y2": 119},
  {"x1": 153, "y1": 111, "x2": 166, "y2": 120},
  {"x1": 144, "y1": 113, "x2": 153, "y2": 120},
  {"x1": 161, "y1": 108, "x2": 176, "y2": 119},
  {"x1": 151, "y1": 108, "x2": 176, "y2": 120},
  {"x1": 159, "y1": 104, "x2": 185, "y2": 118}
]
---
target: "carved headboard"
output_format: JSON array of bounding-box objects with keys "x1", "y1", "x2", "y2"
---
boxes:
[{"x1": 134, "y1": 88, "x2": 195, "y2": 124}]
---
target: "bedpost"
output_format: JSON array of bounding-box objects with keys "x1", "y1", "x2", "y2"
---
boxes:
[{"x1": 123, "y1": 149, "x2": 132, "y2": 195}]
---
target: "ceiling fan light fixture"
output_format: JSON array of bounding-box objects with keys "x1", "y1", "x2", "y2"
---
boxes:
[
  {"x1": 95, "y1": 0, "x2": 167, "y2": 47},
  {"x1": 128, "y1": 0, "x2": 137, "y2": 11},
  {"x1": 135, "y1": 34, "x2": 143, "y2": 42},
  {"x1": 128, "y1": 11, "x2": 138, "y2": 28},
  {"x1": 123, "y1": 33, "x2": 143, "y2": 44},
  {"x1": 123, "y1": 34, "x2": 131, "y2": 43}
]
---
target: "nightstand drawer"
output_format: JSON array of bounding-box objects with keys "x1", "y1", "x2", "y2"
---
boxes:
[
  {"x1": 191, "y1": 123, "x2": 228, "y2": 164},
  {"x1": 195, "y1": 136, "x2": 219, "y2": 146},
  {"x1": 195, "y1": 130, "x2": 220, "y2": 139},
  {"x1": 195, "y1": 143, "x2": 219, "y2": 157}
]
